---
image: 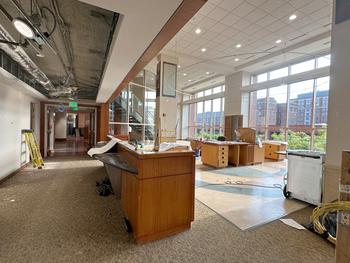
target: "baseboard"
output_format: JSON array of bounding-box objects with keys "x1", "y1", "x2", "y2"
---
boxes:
[{"x1": 0, "y1": 162, "x2": 30, "y2": 185}]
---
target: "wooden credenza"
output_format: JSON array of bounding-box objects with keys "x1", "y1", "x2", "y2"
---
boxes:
[
  {"x1": 200, "y1": 141, "x2": 264, "y2": 168},
  {"x1": 201, "y1": 143, "x2": 228, "y2": 168},
  {"x1": 116, "y1": 142, "x2": 195, "y2": 244},
  {"x1": 264, "y1": 141, "x2": 287, "y2": 160}
]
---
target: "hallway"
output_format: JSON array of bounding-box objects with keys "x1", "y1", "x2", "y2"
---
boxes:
[
  {"x1": 51, "y1": 137, "x2": 90, "y2": 156},
  {"x1": 0, "y1": 156, "x2": 334, "y2": 263}
]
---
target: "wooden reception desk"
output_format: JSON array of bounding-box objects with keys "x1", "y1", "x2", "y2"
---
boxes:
[{"x1": 101, "y1": 142, "x2": 195, "y2": 244}]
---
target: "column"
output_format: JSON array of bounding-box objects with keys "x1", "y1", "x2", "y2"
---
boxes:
[
  {"x1": 224, "y1": 71, "x2": 250, "y2": 124},
  {"x1": 155, "y1": 54, "x2": 178, "y2": 145},
  {"x1": 324, "y1": 0, "x2": 350, "y2": 203}
]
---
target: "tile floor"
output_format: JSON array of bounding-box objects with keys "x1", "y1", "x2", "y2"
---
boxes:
[{"x1": 195, "y1": 159, "x2": 309, "y2": 230}]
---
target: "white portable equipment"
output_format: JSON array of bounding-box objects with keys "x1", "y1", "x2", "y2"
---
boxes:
[{"x1": 284, "y1": 150, "x2": 325, "y2": 206}]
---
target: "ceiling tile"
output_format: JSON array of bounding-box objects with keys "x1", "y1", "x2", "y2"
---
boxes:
[
  {"x1": 231, "y1": 18, "x2": 251, "y2": 31},
  {"x1": 245, "y1": 9, "x2": 268, "y2": 23},
  {"x1": 267, "y1": 21, "x2": 286, "y2": 32},
  {"x1": 220, "y1": 13, "x2": 241, "y2": 26},
  {"x1": 199, "y1": 17, "x2": 218, "y2": 29},
  {"x1": 231, "y1": 2, "x2": 255, "y2": 18},
  {"x1": 212, "y1": 34, "x2": 229, "y2": 44},
  {"x1": 289, "y1": 0, "x2": 310, "y2": 9},
  {"x1": 218, "y1": 0, "x2": 243, "y2": 11},
  {"x1": 208, "y1": 6, "x2": 229, "y2": 21},
  {"x1": 199, "y1": 2, "x2": 217, "y2": 16},
  {"x1": 260, "y1": 0, "x2": 285, "y2": 13},
  {"x1": 272, "y1": 3, "x2": 297, "y2": 20},
  {"x1": 246, "y1": 0, "x2": 268, "y2": 6},
  {"x1": 210, "y1": 23, "x2": 229, "y2": 33},
  {"x1": 201, "y1": 30, "x2": 220, "y2": 41},
  {"x1": 258, "y1": 15, "x2": 278, "y2": 27},
  {"x1": 301, "y1": 0, "x2": 327, "y2": 15}
]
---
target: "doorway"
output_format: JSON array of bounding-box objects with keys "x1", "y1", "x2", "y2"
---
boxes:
[{"x1": 45, "y1": 105, "x2": 97, "y2": 156}]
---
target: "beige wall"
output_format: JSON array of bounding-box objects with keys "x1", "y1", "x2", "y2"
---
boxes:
[{"x1": 324, "y1": 11, "x2": 350, "y2": 202}]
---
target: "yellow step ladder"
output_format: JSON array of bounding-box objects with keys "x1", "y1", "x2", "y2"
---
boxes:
[{"x1": 22, "y1": 129, "x2": 44, "y2": 169}]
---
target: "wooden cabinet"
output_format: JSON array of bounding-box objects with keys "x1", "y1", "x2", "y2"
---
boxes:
[
  {"x1": 239, "y1": 145, "x2": 264, "y2": 165},
  {"x1": 117, "y1": 143, "x2": 195, "y2": 244},
  {"x1": 264, "y1": 141, "x2": 287, "y2": 160},
  {"x1": 201, "y1": 143, "x2": 228, "y2": 168},
  {"x1": 224, "y1": 115, "x2": 243, "y2": 141}
]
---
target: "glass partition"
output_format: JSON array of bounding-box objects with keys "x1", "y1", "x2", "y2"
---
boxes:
[{"x1": 109, "y1": 69, "x2": 156, "y2": 142}]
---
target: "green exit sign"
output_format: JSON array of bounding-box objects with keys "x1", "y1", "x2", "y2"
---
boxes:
[{"x1": 69, "y1": 101, "x2": 78, "y2": 108}]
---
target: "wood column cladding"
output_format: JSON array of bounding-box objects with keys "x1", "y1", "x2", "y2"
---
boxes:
[
  {"x1": 336, "y1": 151, "x2": 350, "y2": 263},
  {"x1": 108, "y1": 0, "x2": 207, "y2": 102},
  {"x1": 117, "y1": 143, "x2": 195, "y2": 244},
  {"x1": 97, "y1": 103, "x2": 109, "y2": 141}
]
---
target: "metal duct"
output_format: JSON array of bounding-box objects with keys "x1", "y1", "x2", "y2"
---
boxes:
[{"x1": 0, "y1": 23, "x2": 54, "y2": 90}]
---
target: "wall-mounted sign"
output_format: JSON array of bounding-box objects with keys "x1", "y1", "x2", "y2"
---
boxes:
[
  {"x1": 69, "y1": 101, "x2": 78, "y2": 108},
  {"x1": 162, "y1": 62, "x2": 177, "y2": 98}
]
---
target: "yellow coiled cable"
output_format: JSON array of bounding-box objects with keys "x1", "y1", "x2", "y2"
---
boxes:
[{"x1": 311, "y1": 201, "x2": 350, "y2": 244}]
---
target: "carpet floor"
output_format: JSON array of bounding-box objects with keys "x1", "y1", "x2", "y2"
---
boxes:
[{"x1": 0, "y1": 156, "x2": 335, "y2": 263}]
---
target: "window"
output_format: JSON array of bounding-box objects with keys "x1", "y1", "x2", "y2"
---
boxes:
[
  {"x1": 248, "y1": 76, "x2": 329, "y2": 151},
  {"x1": 249, "y1": 89, "x2": 267, "y2": 127},
  {"x1": 257, "y1": 73, "x2": 268, "y2": 83},
  {"x1": 290, "y1": 59, "x2": 315, "y2": 75},
  {"x1": 196, "y1": 91, "x2": 204, "y2": 98},
  {"x1": 267, "y1": 85, "x2": 287, "y2": 141},
  {"x1": 204, "y1": 89, "x2": 212, "y2": 96},
  {"x1": 317, "y1": 55, "x2": 331, "y2": 68},
  {"x1": 269, "y1": 67, "x2": 288, "y2": 80},
  {"x1": 213, "y1": 86, "x2": 222, "y2": 94},
  {"x1": 288, "y1": 80, "x2": 314, "y2": 127}
]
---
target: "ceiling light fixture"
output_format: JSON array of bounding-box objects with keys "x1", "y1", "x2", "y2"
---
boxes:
[
  {"x1": 195, "y1": 28, "x2": 201, "y2": 34},
  {"x1": 275, "y1": 39, "x2": 282, "y2": 44},
  {"x1": 235, "y1": 58, "x2": 239, "y2": 62},
  {"x1": 12, "y1": 17, "x2": 35, "y2": 39},
  {"x1": 289, "y1": 14, "x2": 297, "y2": 21},
  {"x1": 177, "y1": 65, "x2": 181, "y2": 68},
  {"x1": 188, "y1": 79, "x2": 192, "y2": 82},
  {"x1": 236, "y1": 44, "x2": 242, "y2": 48},
  {"x1": 201, "y1": 48, "x2": 206, "y2": 52},
  {"x1": 206, "y1": 72, "x2": 210, "y2": 75},
  {"x1": 183, "y1": 73, "x2": 187, "y2": 76}
]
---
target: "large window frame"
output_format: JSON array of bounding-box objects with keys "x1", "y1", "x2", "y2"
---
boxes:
[
  {"x1": 248, "y1": 77, "x2": 329, "y2": 151},
  {"x1": 182, "y1": 84, "x2": 225, "y2": 139}
]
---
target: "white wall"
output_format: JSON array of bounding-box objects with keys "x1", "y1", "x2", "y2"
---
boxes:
[
  {"x1": 0, "y1": 68, "x2": 43, "y2": 181},
  {"x1": 323, "y1": 15, "x2": 350, "y2": 202},
  {"x1": 224, "y1": 71, "x2": 250, "y2": 123},
  {"x1": 54, "y1": 112, "x2": 67, "y2": 139}
]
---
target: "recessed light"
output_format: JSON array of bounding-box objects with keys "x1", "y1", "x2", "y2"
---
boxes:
[
  {"x1": 235, "y1": 58, "x2": 239, "y2": 62},
  {"x1": 195, "y1": 28, "x2": 201, "y2": 34},
  {"x1": 275, "y1": 39, "x2": 282, "y2": 44},
  {"x1": 289, "y1": 14, "x2": 297, "y2": 21},
  {"x1": 206, "y1": 72, "x2": 210, "y2": 75},
  {"x1": 183, "y1": 73, "x2": 187, "y2": 76},
  {"x1": 188, "y1": 79, "x2": 192, "y2": 82},
  {"x1": 177, "y1": 65, "x2": 181, "y2": 68},
  {"x1": 201, "y1": 48, "x2": 206, "y2": 52},
  {"x1": 236, "y1": 44, "x2": 242, "y2": 48}
]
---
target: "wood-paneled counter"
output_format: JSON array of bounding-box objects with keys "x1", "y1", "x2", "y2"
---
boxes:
[{"x1": 114, "y1": 142, "x2": 195, "y2": 244}]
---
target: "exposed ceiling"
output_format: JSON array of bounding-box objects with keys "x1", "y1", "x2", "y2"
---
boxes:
[
  {"x1": 161, "y1": 0, "x2": 333, "y2": 91},
  {"x1": 0, "y1": 0, "x2": 117, "y2": 100},
  {"x1": 80, "y1": 0, "x2": 184, "y2": 103}
]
